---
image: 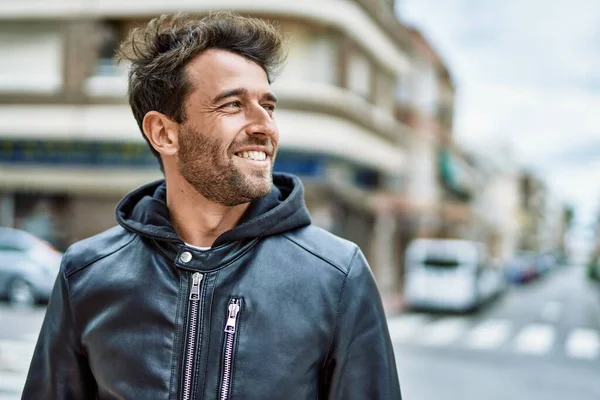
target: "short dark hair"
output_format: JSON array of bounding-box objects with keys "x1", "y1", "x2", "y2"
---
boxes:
[{"x1": 116, "y1": 12, "x2": 286, "y2": 169}]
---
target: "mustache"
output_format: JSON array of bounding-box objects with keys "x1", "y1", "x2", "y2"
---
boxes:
[{"x1": 230, "y1": 137, "x2": 275, "y2": 154}]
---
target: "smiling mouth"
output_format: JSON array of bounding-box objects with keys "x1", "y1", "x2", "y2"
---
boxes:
[{"x1": 234, "y1": 151, "x2": 268, "y2": 162}]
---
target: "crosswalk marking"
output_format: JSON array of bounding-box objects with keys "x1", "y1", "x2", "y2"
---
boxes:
[
  {"x1": 565, "y1": 329, "x2": 600, "y2": 360},
  {"x1": 388, "y1": 314, "x2": 431, "y2": 342},
  {"x1": 513, "y1": 324, "x2": 556, "y2": 355},
  {"x1": 389, "y1": 314, "x2": 599, "y2": 361},
  {"x1": 418, "y1": 317, "x2": 470, "y2": 346},
  {"x1": 464, "y1": 319, "x2": 511, "y2": 350}
]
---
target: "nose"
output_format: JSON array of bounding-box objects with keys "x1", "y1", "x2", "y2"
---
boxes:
[{"x1": 246, "y1": 104, "x2": 278, "y2": 138}]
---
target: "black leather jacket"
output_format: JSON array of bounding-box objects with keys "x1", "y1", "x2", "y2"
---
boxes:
[{"x1": 23, "y1": 173, "x2": 401, "y2": 399}]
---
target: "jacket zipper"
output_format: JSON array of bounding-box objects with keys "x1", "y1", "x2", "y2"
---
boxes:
[
  {"x1": 182, "y1": 272, "x2": 203, "y2": 400},
  {"x1": 219, "y1": 298, "x2": 242, "y2": 400}
]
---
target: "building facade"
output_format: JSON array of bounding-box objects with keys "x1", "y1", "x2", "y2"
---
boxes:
[
  {"x1": 2, "y1": 0, "x2": 456, "y2": 312},
  {"x1": 468, "y1": 145, "x2": 521, "y2": 262}
]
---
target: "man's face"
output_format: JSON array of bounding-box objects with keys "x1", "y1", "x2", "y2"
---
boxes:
[{"x1": 177, "y1": 49, "x2": 279, "y2": 206}]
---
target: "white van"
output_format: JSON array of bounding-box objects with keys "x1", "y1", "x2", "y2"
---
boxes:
[{"x1": 403, "y1": 239, "x2": 504, "y2": 312}]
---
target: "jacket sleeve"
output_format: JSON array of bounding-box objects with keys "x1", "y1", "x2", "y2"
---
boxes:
[
  {"x1": 324, "y1": 248, "x2": 402, "y2": 400},
  {"x1": 22, "y1": 256, "x2": 97, "y2": 399}
]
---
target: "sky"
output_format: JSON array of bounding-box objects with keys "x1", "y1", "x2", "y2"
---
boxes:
[{"x1": 396, "y1": 0, "x2": 600, "y2": 232}]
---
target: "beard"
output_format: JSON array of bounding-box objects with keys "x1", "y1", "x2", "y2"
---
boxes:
[{"x1": 177, "y1": 124, "x2": 275, "y2": 206}]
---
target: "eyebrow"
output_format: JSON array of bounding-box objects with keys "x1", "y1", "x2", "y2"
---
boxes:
[{"x1": 211, "y1": 88, "x2": 278, "y2": 105}]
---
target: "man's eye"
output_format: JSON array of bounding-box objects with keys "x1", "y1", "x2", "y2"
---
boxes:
[
  {"x1": 224, "y1": 101, "x2": 242, "y2": 109},
  {"x1": 263, "y1": 104, "x2": 276, "y2": 112}
]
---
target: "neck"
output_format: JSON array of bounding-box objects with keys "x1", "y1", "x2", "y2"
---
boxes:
[{"x1": 166, "y1": 174, "x2": 250, "y2": 248}]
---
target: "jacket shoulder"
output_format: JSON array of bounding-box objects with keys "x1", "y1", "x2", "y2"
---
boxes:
[
  {"x1": 283, "y1": 225, "x2": 360, "y2": 275},
  {"x1": 62, "y1": 226, "x2": 136, "y2": 277}
]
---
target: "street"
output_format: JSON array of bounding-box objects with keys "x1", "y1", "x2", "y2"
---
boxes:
[
  {"x1": 393, "y1": 264, "x2": 600, "y2": 400},
  {"x1": 0, "y1": 265, "x2": 598, "y2": 399}
]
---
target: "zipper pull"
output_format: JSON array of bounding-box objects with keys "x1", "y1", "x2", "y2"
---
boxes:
[
  {"x1": 189, "y1": 272, "x2": 203, "y2": 301},
  {"x1": 224, "y1": 300, "x2": 241, "y2": 334}
]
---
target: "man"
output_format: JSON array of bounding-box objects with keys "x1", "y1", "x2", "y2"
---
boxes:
[{"x1": 23, "y1": 12, "x2": 401, "y2": 399}]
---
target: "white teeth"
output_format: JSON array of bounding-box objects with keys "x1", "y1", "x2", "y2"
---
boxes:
[{"x1": 238, "y1": 151, "x2": 266, "y2": 161}]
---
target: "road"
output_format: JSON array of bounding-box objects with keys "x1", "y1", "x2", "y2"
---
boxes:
[
  {"x1": 393, "y1": 264, "x2": 600, "y2": 400},
  {"x1": 0, "y1": 265, "x2": 598, "y2": 399}
]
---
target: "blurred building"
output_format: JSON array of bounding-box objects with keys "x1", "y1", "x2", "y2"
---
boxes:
[
  {"x1": 467, "y1": 145, "x2": 521, "y2": 262},
  {"x1": 376, "y1": 27, "x2": 469, "y2": 259},
  {"x1": 517, "y1": 171, "x2": 572, "y2": 258},
  {"x1": 2, "y1": 0, "x2": 445, "y2": 310},
  {"x1": 518, "y1": 172, "x2": 547, "y2": 252},
  {"x1": 539, "y1": 192, "x2": 571, "y2": 255}
]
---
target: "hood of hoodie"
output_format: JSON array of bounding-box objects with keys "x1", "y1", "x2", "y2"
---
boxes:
[{"x1": 116, "y1": 173, "x2": 312, "y2": 247}]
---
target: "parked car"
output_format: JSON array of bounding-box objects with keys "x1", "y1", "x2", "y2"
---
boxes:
[
  {"x1": 0, "y1": 227, "x2": 63, "y2": 306},
  {"x1": 504, "y1": 252, "x2": 539, "y2": 284},
  {"x1": 403, "y1": 239, "x2": 505, "y2": 313}
]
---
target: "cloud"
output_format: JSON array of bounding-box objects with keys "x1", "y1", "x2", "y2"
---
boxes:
[
  {"x1": 397, "y1": 0, "x2": 600, "y2": 223},
  {"x1": 456, "y1": 85, "x2": 600, "y2": 162},
  {"x1": 400, "y1": 0, "x2": 600, "y2": 88}
]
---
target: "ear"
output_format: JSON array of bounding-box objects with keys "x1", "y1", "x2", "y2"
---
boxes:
[{"x1": 142, "y1": 111, "x2": 179, "y2": 158}]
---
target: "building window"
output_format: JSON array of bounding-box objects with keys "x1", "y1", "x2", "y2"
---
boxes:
[
  {"x1": 394, "y1": 71, "x2": 411, "y2": 104},
  {"x1": 346, "y1": 47, "x2": 372, "y2": 101},
  {"x1": 96, "y1": 21, "x2": 121, "y2": 76},
  {"x1": 0, "y1": 24, "x2": 64, "y2": 94},
  {"x1": 393, "y1": 71, "x2": 414, "y2": 125},
  {"x1": 85, "y1": 20, "x2": 137, "y2": 97},
  {"x1": 277, "y1": 23, "x2": 337, "y2": 86},
  {"x1": 414, "y1": 61, "x2": 440, "y2": 118}
]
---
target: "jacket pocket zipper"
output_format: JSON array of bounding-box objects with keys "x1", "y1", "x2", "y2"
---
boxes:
[
  {"x1": 219, "y1": 298, "x2": 242, "y2": 400},
  {"x1": 183, "y1": 272, "x2": 203, "y2": 400}
]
